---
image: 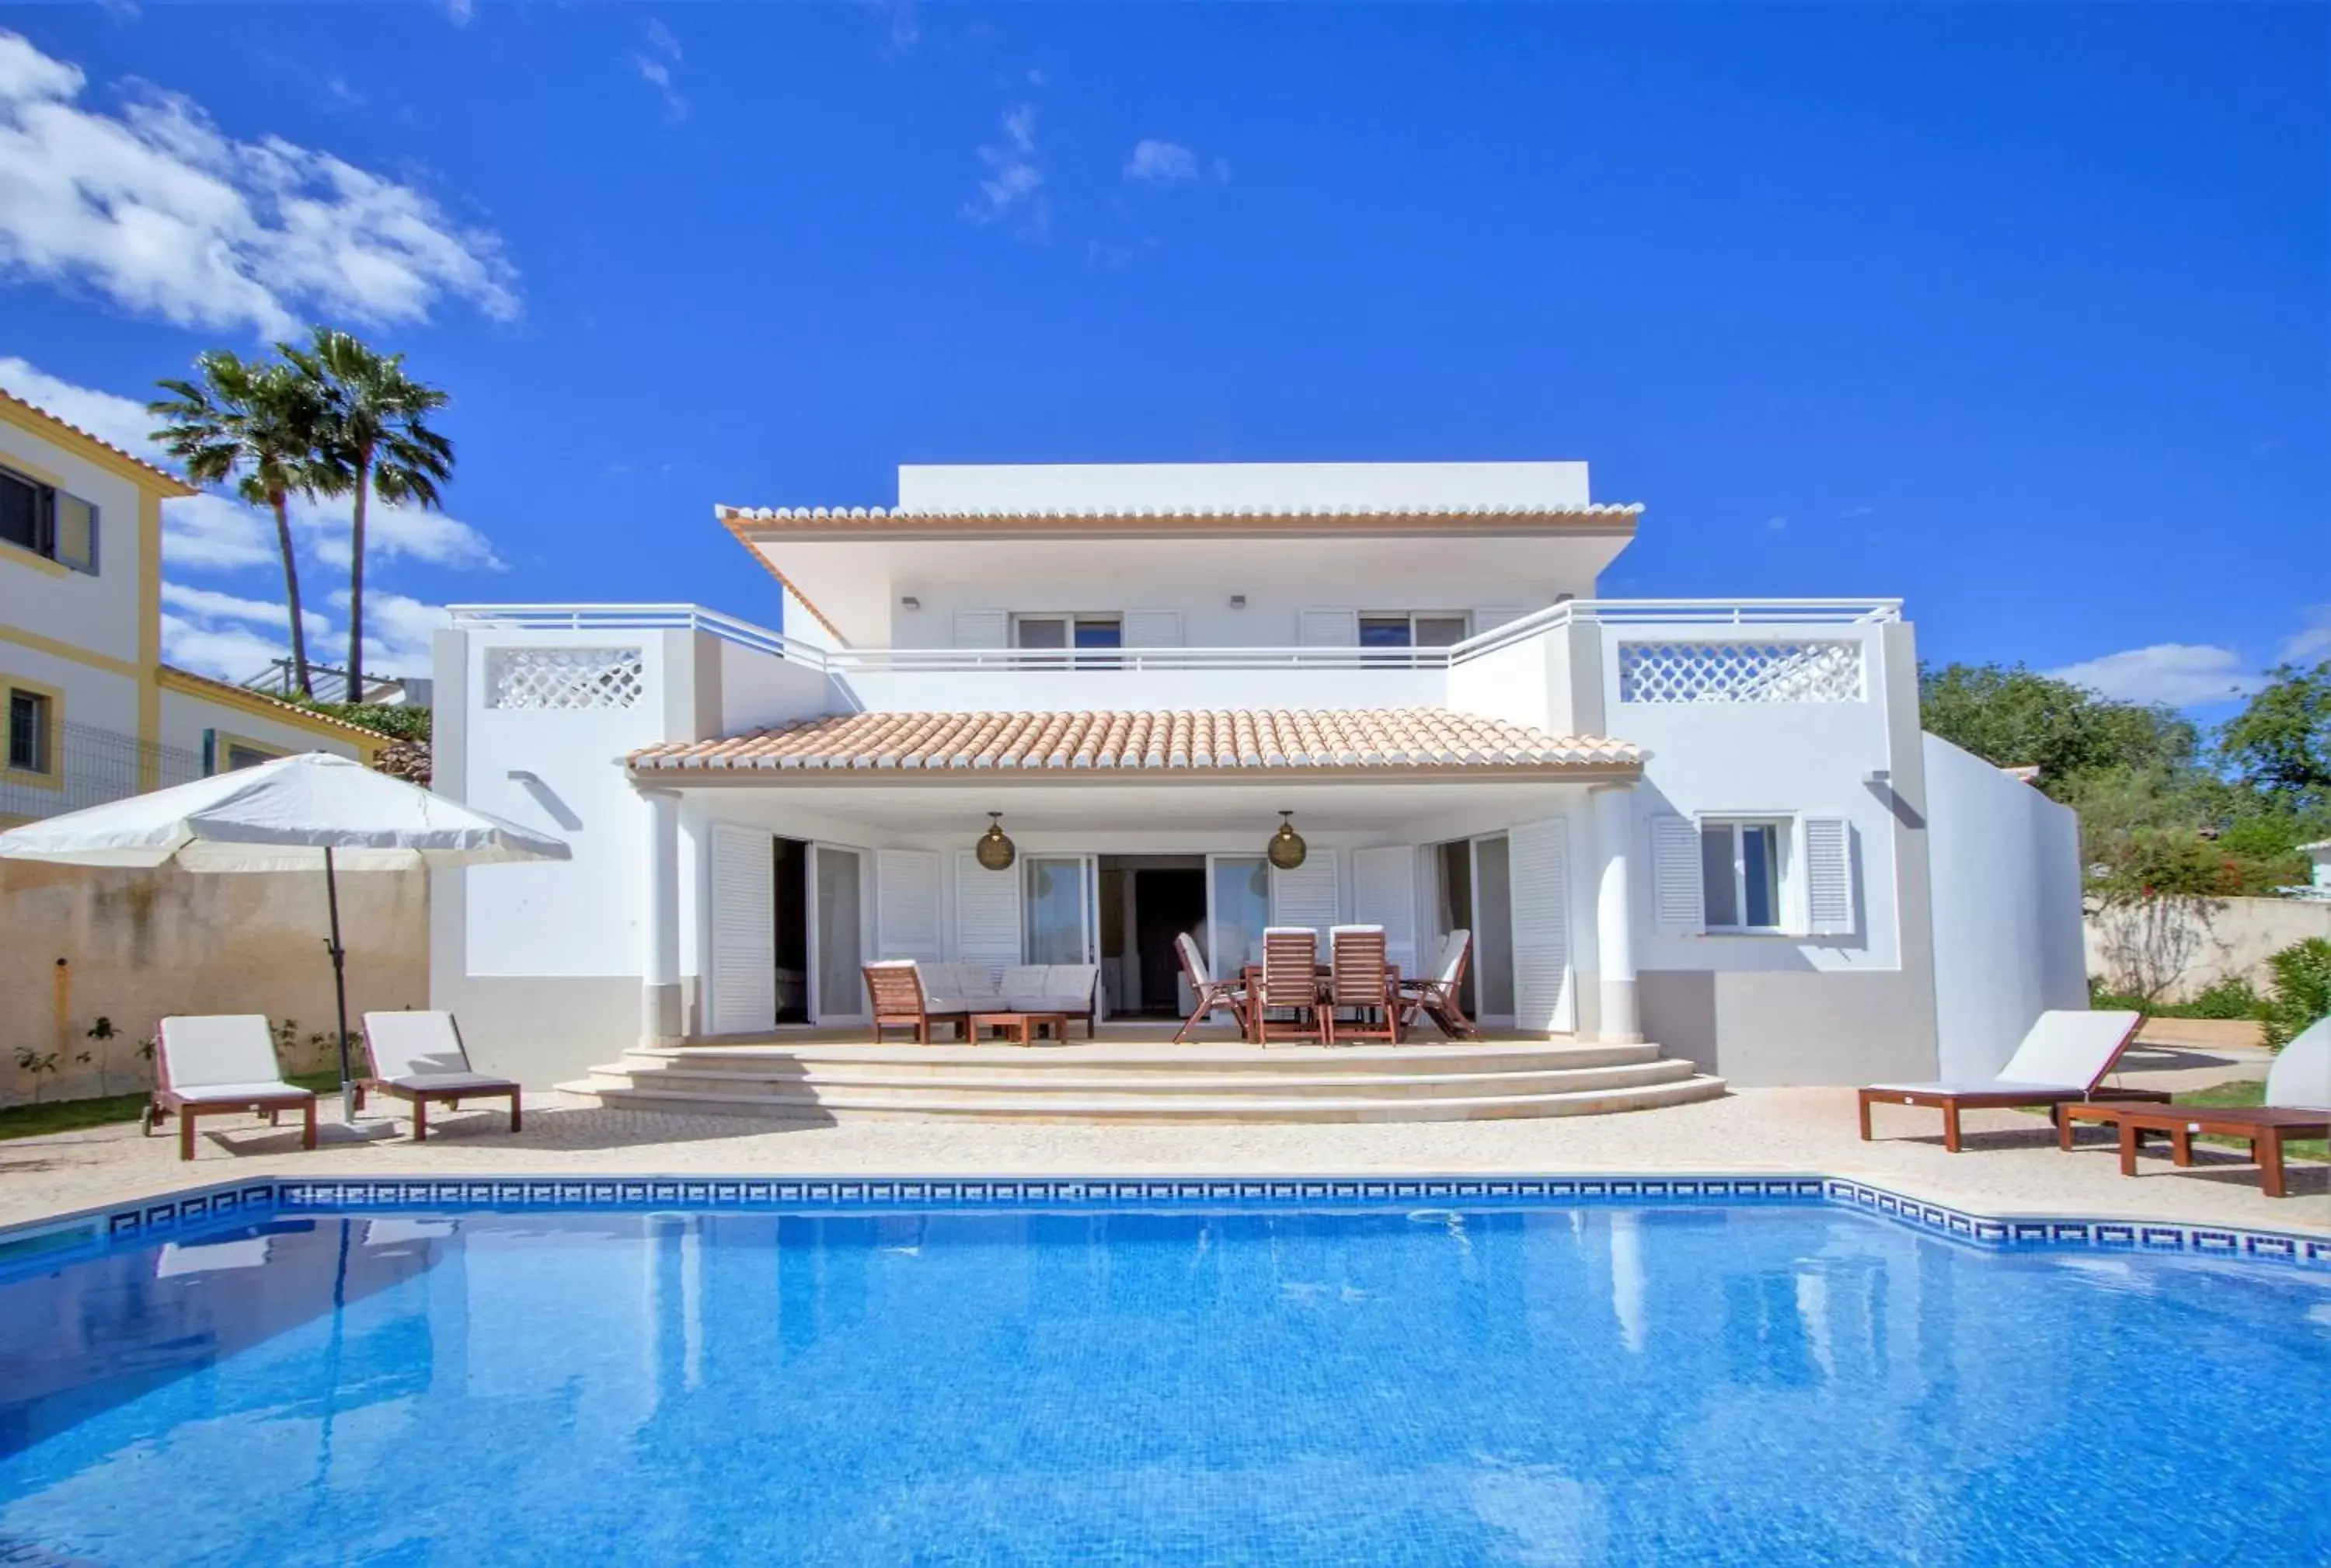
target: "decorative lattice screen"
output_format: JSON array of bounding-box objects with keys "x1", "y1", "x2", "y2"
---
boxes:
[
  {"x1": 486, "y1": 646, "x2": 646, "y2": 710},
  {"x1": 1617, "y1": 640, "x2": 1864, "y2": 705}
]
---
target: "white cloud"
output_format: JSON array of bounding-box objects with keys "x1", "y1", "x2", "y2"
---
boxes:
[
  {"x1": 329, "y1": 588, "x2": 448, "y2": 676},
  {"x1": 632, "y1": 19, "x2": 687, "y2": 120},
  {"x1": 0, "y1": 355, "x2": 503, "y2": 573},
  {"x1": 2047, "y1": 644, "x2": 2268, "y2": 708},
  {"x1": 964, "y1": 105, "x2": 1045, "y2": 235},
  {"x1": 162, "y1": 580, "x2": 326, "y2": 637},
  {"x1": 159, "y1": 609, "x2": 289, "y2": 682},
  {"x1": 1124, "y1": 139, "x2": 1199, "y2": 186},
  {"x1": 1765, "y1": 515, "x2": 1788, "y2": 532},
  {"x1": 441, "y1": 0, "x2": 474, "y2": 26},
  {"x1": 0, "y1": 30, "x2": 517, "y2": 336},
  {"x1": 2277, "y1": 605, "x2": 2331, "y2": 666}
]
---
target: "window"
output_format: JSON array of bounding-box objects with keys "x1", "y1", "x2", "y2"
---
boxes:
[
  {"x1": 6, "y1": 688, "x2": 54, "y2": 775},
  {"x1": 1700, "y1": 821, "x2": 1786, "y2": 931},
  {"x1": 225, "y1": 743, "x2": 282, "y2": 772},
  {"x1": 1358, "y1": 612, "x2": 1470, "y2": 650},
  {"x1": 203, "y1": 730, "x2": 288, "y2": 775},
  {"x1": 0, "y1": 466, "x2": 98, "y2": 574},
  {"x1": 1014, "y1": 615, "x2": 1122, "y2": 650}
]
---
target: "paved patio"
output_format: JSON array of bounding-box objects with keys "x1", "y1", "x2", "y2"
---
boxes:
[{"x1": 4, "y1": 1038, "x2": 2322, "y2": 1235}]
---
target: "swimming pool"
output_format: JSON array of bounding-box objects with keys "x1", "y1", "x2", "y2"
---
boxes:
[{"x1": 2, "y1": 1192, "x2": 2326, "y2": 1566}]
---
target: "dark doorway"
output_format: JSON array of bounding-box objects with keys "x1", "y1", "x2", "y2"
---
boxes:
[
  {"x1": 1133, "y1": 869, "x2": 1208, "y2": 1016},
  {"x1": 774, "y1": 837, "x2": 810, "y2": 1024},
  {"x1": 1437, "y1": 841, "x2": 1477, "y2": 1018}
]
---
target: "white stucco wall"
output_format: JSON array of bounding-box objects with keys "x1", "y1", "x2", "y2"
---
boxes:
[
  {"x1": 159, "y1": 690, "x2": 366, "y2": 763},
  {"x1": 1924, "y1": 733, "x2": 2088, "y2": 1080},
  {"x1": 897, "y1": 460, "x2": 1594, "y2": 513}
]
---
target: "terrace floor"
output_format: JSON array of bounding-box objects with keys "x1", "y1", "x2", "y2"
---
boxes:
[{"x1": 3, "y1": 1036, "x2": 2322, "y2": 1236}]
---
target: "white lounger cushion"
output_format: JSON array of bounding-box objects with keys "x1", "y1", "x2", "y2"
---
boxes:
[
  {"x1": 364, "y1": 1011, "x2": 472, "y2": 1079},
  {"x1": 915, "y1": 962, "x2": 1096, "y2": 1014},
  {"x1": 158, "y1": 1015, "x2": 308, "y2": 1099},
  {"x1": 2265, "y1": 1017, "x2": 2329, "y2": 1110},
  {"x1": 1866, "y1": 1009, "x2": 2142, "y2": 1096}
]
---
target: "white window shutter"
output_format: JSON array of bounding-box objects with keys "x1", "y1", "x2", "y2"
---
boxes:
[
  {"x1": 1350, "y1": 846, "x2": 1419, "y2": 977},
  {"x1": 1507, "y1": 817, "x2": 1574, "y2": 1033},
  {"x1": 709, "y1": 824, "x2": 776, "y2": 1034},
  {"x1": 875, "y1": 849, "x2": 943, "y2": 963},
  {"x1": 1270, "y1": 848, "x2": 1340, "y2": 939},
  {"x1": 953, "y1": 609, "x2": 1008, "y2": 649},
  {"x1": 1803, "y1": 816, "x2": 1855, "y2": 936},
  {"x1": 1123, "y1": 609, "x2": 1183, "y2": 648},
  {"x1": 1298, "y1": 609, "x2": 1357, "y2": 647},
  {"x1": 953, "y1": 849, "x2": 1023, "y2": 981},
  {"x1": 1650, "y1": 814, "x2": 1705, "y2": 934}
]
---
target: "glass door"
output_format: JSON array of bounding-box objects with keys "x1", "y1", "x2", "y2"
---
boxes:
[
  {"x1": 1023, "y1": 855, "x2": 1096, "y2": 964},
  {"x1": 1205, "y1": 853, "x2": 1271, "y2": 982},
  {"x1": 808, "y1": 844, "x2": 866, "y2": 1023},
  {"x1": 1434, "y1": 835, "x2": 1514, "y2": 1025}
]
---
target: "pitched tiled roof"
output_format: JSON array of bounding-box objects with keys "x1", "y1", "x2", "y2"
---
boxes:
[
  {"x1": 0, "y1": 387, "x2": 200, "y2": 496},
  {"x1": 632, "y1": 709, "x2": 1640, "y2": 775},
  {"x1": 718, "y1": 502, "x2": 1639, "y2": 532}
]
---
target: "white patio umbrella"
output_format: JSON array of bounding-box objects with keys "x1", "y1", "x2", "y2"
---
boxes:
[{"x1": 0, "y1": 752, "x2": 569, "y2": 1120}]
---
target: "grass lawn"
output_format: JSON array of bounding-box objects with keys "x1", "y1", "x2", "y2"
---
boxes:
[
  {"x1": 0, "y1": 1071, "x2": 344, "y2": 1142},
  {"x1": 2169, "y1": 1078, "x2": 2327, "y2": 1163}
]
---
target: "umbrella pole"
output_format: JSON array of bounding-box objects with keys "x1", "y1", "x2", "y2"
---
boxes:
[{"x1": 325, "y1": 846, "x2": 356, "y2": 1124}]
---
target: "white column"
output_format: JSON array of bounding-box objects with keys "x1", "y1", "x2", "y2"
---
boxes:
[
  {"x1": 641, "y1": 789, "x2": 683, "y2": 1043},
  {"x1": 1592, "y1": 783, "x2": 1643, "y2": 1043}
]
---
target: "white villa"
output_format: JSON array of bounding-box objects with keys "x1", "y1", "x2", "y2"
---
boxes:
[{"x1": 431, "y1": 461, "x2": 2087, "y2": 1106}]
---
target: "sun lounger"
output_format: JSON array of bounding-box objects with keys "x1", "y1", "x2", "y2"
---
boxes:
[
  {"x1": 2057, "y1": 1016, "x2": 2329, "y2": 1197},
  {"x1": 1172, "y1": 932, "x2": 1248, "y2": 1043},
  {"x1": 1857, "y1": 1010, "x2": 2152, "y2": 1152},
  {"x1": 357, "y1": 1011, "x2": 522, "y2": 1141},
  {"x1": 1399, "y1": 929, "x2": 1478, "y2": 1040},
  {"x1": 148, "y1": 1014, "x2": 318, "y2": 1162}
]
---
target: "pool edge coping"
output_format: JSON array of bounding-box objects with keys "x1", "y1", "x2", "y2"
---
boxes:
[{"x1": 3, "y1": 1171, "x2": 2326, "y2": 1274}]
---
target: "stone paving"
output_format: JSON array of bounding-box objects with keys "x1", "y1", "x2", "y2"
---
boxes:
[{"x1": 4, "y1": 1039, "x2": 2322, "y2": 1235}]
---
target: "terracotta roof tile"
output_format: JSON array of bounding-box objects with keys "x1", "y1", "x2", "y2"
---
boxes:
[
  {"x1": 632, "y1": 708, "x2": 1640, "y2": 776},
  {"x1": 0, "y1": 387, "x2": 199, "y2": 496}
]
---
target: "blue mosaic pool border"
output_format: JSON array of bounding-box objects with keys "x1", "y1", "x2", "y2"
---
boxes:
[{"x1": 5, "y1": 1173, "x2": 2326, "y2": 1272}]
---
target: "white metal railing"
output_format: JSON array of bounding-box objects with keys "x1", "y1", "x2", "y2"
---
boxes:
[{"x1": 445, "y1": 598, "x2": 1902, "y2": 677}]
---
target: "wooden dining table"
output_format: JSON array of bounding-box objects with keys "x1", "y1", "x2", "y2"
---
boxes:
[{"x1": 1239, "y1": 963, "x2": 1402, "y2": 1043}]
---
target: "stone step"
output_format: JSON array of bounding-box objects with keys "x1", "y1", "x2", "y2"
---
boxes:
[
  {"x1": 555, "y1": 1072, "x2": 1730, "y2": 1124},
  {"x1": 619, "y1": 1039, "x2": 1667, "y2": 1082},
  {"x1": 595, "y1": 1057, "x2": 1701, "y2": 1102}
]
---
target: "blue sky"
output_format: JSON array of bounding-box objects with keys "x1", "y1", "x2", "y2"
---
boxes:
[{"x1": 1, "y1": 3, "x2": 2323, "y2": 706}]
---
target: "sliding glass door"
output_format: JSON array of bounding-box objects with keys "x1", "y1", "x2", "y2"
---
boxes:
[
  {"x1": 1205, "y1": 853, "x2": 1271, "y2": 981},
  {"x1": 809, "y1": 844, "x2": 865, "y2": 1023},
  {"x1": 1434, "y1": 835, "x2": 1514, "y2": 1025},
  {"x1": 1023, "y1": 855, "x2": 1096, "y2": 965}
]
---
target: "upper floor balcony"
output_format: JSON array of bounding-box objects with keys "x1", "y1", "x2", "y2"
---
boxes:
[{"x1": 445, "y1": 598, "x2": 1906, "y2": 740}]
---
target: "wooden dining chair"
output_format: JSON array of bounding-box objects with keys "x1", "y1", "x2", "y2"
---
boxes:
[
  {"x1": 1256, "y1": 927, "x2": 1323, "y2": 1045},
  {"x1": 1172, "y1": 932, "x2": 1249, "y2": 1043},
  {"x1": 1326, "y1": 925, "x2": 1400, "y2": 1046}
]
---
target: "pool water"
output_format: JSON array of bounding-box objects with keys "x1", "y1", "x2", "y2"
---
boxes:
[{"x1": 2, "y1": 1204, "x2": 2326, "y2": 1566}]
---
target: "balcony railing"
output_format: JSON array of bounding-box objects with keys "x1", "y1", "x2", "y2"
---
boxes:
[
  {"x1": 445, "y1": 598, "x2": 1903, "y2": 676},
  {"x1": 0, "y1": 721, "x2": 206, "y2": 823}
]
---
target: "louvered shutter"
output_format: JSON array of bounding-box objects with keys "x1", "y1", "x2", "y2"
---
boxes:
[
  {"x1": 953, "y1": 849, "x2": 1022, "y2": 981},
  {"x1": 1650, "y1": 814, "x2": 1706, "y2": 934},
  {"x1": 1124, "y1": 609, "x2": 1183, "y2": 648},
  {"x1": 1298, "y1": 609, "x2": 1358, "y2": 647},
  {"x1": 953, "y1": 609, "x2": 1009, "y2": 649},
  {"x1": 1803, "y1": 816, "x2": 1856, "y2": 936},
  {"x1": 1270, "y1": 848, "x2": 1341, "y2": 939},
  {"x1": 876, "y1": 849, "x2": 943, "y2": 963},
  {"x1": 709, "y1": 824, "x2": 776, "y2": 1034},
  {"x1": 1350, "y1": 846, "x2": 1419, "y2": 977},
  {"x1": 1508, "y1": 817, "x2": 1574, "y2": 1033}
]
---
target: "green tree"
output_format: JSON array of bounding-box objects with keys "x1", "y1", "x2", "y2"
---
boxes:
[
  {"x1": 1918, "y1": 663, "x2": 2198, "y2": 800},
  {"x1": 282, "y1": 329, "x2": 455, "y2": 701},
  {"x1": 149, "y1": 354, "x2": 343, "y2": 698},
  {"x1": 2216, "y1": 660, "x2": 2331, "y2": 818}
]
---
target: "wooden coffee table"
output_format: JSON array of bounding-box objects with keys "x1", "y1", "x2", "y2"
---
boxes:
[{"x1": 968, "y1": 1011, "x2": 1070, "y2": 1045}]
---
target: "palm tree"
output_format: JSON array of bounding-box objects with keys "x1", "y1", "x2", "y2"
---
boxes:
[
  {"x1": 284, "y1": 329, "x2": 454, "y2": 701},
  {"x1": 149, "y1": 354, "x2": 341, "y2": 699}
]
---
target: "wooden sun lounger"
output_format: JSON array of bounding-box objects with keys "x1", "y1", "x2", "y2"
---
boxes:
[
  {"x1": 2057, "y1": 1102, "x2": 2328, "y2": 1198},
  {"x1": 1857, "y1": 1010, "x2": 2152, "y2": 1152},
  {"x1": 357, "y1": 1011, "x2": 522, "y2": 1142},
  {"x1": 148, "y1": 1014, "x2": 319, "y2": 1162}
]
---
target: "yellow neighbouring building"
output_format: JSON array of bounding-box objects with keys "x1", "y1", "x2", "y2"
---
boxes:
[{"x1": 0, "y1": 386, "x2": 399, "y2": 828}]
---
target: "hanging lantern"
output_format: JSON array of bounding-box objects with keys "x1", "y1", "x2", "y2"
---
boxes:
[
  {"x1": 1266, "y1": 810, "x2": 1307, "y2": 871},
  {"x1": 974, "y1": 812, "x2": 1017, "y2": 871}
]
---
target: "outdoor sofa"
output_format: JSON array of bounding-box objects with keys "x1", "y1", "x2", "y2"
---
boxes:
[
  {"x1": 1857, "y1": 1009, "x2": 2154, "y2": 1152},
  {"x1": 863, "y1": 960, "x2": 1101, "y2": 1043},
  {"x1": 2057, "y1": 1016, "x2": 2329, "y2": 1197}
]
